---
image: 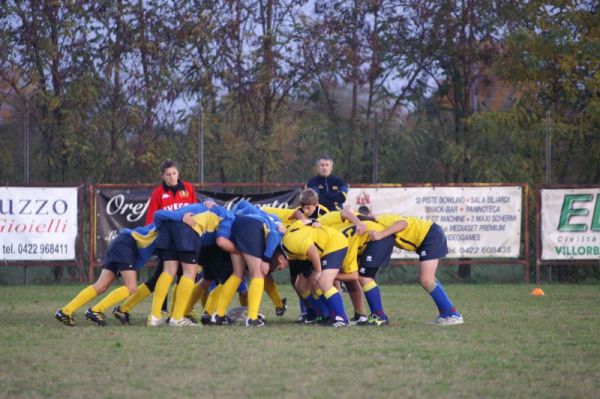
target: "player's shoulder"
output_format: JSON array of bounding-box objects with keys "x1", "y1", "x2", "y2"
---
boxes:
[
  {"x1": 317, "y1": 210, "x2": 342, "y2": 225},
  {"x1": 376, "y1": 213, "x2": 403, "y2": 224}
]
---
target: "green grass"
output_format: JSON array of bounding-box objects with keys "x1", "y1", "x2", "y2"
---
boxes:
[{"x1": 0, "y1": 284, "x2": 599, "y2": 398}]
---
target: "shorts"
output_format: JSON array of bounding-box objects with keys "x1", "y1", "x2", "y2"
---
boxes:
[
  {"x1": 231, "y1": 216, "x2": 266, "y2": 260},
  {"x1": 155, "y1": 221, "x2": 202, "y2": 263},
  {"x1": 155, "y1": 220, "x2": 202, "y2": 253},
  {"x1": 358, "y1": 266, "x2": 379, "y2": 278},
  {"x1": 160, "y1": 249, "x2": 199, "y2": 264},
  {"x1": 417, "y1": 223, "x2": 448, "y2": 261},
  {"x1": 359, "y1": 235, "x2": 395, "y2": 269},
  {"x1": 289, "y1": 259, "x2": 312, "y2": 281},
  {"x1": 103, "y1": 233, "x2": 137, "y2": 268},
  {"x1": 198, "y1": 245, "x2": 233, "y2": 284},
  {"x1": 321, "y1": 248, "x2": 347, "y2": 270},
  {"x1": 103, "y1": 261, "x2": 136, "y2": 276},
  {"x1": 145, "y1": 260, "x2": 184, "y2": 289}
]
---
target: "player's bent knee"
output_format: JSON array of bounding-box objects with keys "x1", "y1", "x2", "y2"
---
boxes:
[
  {"x1": 93, "y1": 284, "x2": 108, "y2": 295},
  {"x1": 419, "y1": 276, "x2": 435, "y2": 290}
]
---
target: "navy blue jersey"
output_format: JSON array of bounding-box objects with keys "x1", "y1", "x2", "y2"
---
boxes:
[
  {"x1": 153, "y1": 203, "x2": 234, "y2": 245},
  {"x1": 114, "y1": 224, "x2": 158, "y2": 269},
  {"x1": 306, "y1": 175, "x2": 348, "y2": 211},
  {"x1": 230, "y1": 200, "x2": 284, "y2": 260}
]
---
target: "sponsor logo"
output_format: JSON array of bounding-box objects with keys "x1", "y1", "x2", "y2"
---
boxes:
[
  {"x1": 105, "y1": 195, "x2": 150, "y2": 222},
  {"x1": 0, "y1": 199, "x2": 69, "y2": 215},
  {"x1": 557, "y1": 194, "x2": 600, "y2": 232},
  {"x1": 222, "y1": 197, "x2": 291, "y2": 210}
]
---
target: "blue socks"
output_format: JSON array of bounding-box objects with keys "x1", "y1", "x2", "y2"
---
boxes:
[
  {"x1": 324, "y1": 288, "x2": 348, "y2": 322},
  {"x1": 363, "y1": 281, "x2": 386, "y2": 318},
  {"x1": 429, "y1": 281, "x2": 458, "y2": 317}
]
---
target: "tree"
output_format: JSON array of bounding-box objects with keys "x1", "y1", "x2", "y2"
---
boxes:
[{"x1": 503, "y1": 0, "x2": 600, "y2": 184}]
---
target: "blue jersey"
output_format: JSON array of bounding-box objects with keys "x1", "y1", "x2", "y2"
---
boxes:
[
  {"x1": 231, "y1": 200, "x2": 284, "y2": 260},
  {"x1": 119, "y1": 223, "x2": 158, "y2": 269},
  {"x1": 153, "y1": 203, "x2": 234, "y2": 245},
  {"x1": 306, "y1": 174, "x2": 348, "y2": 211}
]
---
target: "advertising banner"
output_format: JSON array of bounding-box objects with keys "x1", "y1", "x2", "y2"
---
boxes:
[
  {"x1": 346, "y1": 186, "x2": 522, "y2": 259},
  {"x1": 0, "y1": 187, "x2": 79, "y2": 261},
  {"x1": 93, "y1": 187, "x2": 300, "y2": 264},
  {"x1": 540, "y1": 188, "x2": 600, "y2": 260}
]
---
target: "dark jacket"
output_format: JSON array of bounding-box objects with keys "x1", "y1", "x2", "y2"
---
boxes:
[{"x1": 306, "y1": 175, "x2": 349, "y2": 211}]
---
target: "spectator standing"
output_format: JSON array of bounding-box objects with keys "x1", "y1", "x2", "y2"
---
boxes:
[{"x1": 306, "y1": 155, "x2": 348, "y2": 211}]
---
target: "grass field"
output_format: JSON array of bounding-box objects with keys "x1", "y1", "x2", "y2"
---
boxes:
[{"x1": 1, "y1": 284, "x2": 599, "y2": 398}]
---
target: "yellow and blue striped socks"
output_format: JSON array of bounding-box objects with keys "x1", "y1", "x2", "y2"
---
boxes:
[
  {"x1": 363, "y1": 280, "x2": 385, "y2": 317},
  {"x1": 324, "y1": 287, "x2": 347, "y2": 322}
]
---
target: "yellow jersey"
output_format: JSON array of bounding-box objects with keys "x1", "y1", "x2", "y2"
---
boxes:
[
  {"x1": 262, "y1": 204, "x2": 329, "y2": 228},
  {"x1": 318, "y1": 211, "x2": 386, "y2": 273},
  {"x1": 281, "y1": 220, "x2": 348, "y2": 261},
  {"x1": 375, "y1": 214, "x2": 433, "y2": 252},
  {"x1": 262, "y1": 207, "x2": 298, "y2": 227}
]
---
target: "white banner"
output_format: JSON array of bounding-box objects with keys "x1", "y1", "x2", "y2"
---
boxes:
[
  {"x1": 346, "y1": 186, "x2": 522, "y2": 259},
  {"x1": 541, "y1": 188, "x2": 600, "y2": 260},
  {"x1": 0, "y1": 187, "x2": 79, "y2": 261}
]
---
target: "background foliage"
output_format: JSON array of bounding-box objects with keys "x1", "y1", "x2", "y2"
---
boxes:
[{"x1": 1, "y1": 1, "x2": 597, "y2": 186}]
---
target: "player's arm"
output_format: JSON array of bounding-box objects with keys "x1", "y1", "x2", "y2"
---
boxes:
[
  {"x1": 232, "y1": 199, "x2": 260, "y2": 216},
  {"x1": 306, "y1": 244, "x2": 322, "y2": 283},
  {"x1": 217, "y1": 236, "x2": 240, "y2": 254},
  {"x1": 263, "y1": 223, "x2": 284, "y2": 261},
  {"x1": 154, "y1": 204, "x2": 207, "y2": 226},
  {"x1": 341, "y1": 207, "x2": 368, "y2": 235},
  {"x1": 369, "y1": 219, "x2": 408, "y2": 241},
  {"x1": 215, "y1": 210, "x2": 238, "y2": 253},
  {"x1": 203, "y1": 198, "x2": 217, "y2": 208}
]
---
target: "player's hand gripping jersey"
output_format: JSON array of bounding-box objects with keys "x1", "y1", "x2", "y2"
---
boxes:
[
  {"x1": 262, "y1": 204, "x2": 329, "y2": 227},
  {"x1": 316, "y1": 211, "x2": 387, "y2": 273}
]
